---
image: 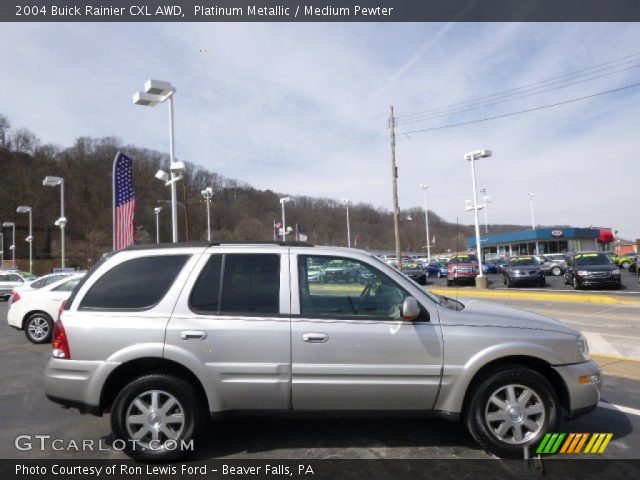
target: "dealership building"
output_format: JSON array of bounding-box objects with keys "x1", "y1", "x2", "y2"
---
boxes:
[{"x1": 467, "y1": 227, "x2": 614, "y2": 258}]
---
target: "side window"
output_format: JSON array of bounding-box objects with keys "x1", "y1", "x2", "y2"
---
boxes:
[
  {"x1": 52, "y1": 278, "x2": 81, "y2": 292},
  {"x1": 44, "y1": 275, "x2": 65, "y2": 286},
  {"x1": 5, "y1": 274, "x2": 22, "y2": 282},
  {"x1": 189, "y1": 254, "x2": 280, "y2": 316},
  {"x1": 79, "y1": 255, "x2": 189, "y2": 310},
  {"x1": 299, "y1": 255, "x2": 407, "y2": 319}
]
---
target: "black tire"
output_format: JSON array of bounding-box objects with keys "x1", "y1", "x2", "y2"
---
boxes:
[
  {"x1": 24, "y1": 312, "x2": 54, "y2": 344},
  {"x1": 506, "y1": 277, "x2": 513, "y2": 288},
  {"x1": 564, "y1": 276, "x2": 571, "y2": 286},
  {"x1": 111, "y1": 374, "x2": 209, "y2": 460},
  {"x1": 539, "y1": 279, "x2": 546, "y2": 288},
  {"x1": 573, "y1": 277, "x2": 581, "y2": 290},
  {"x1": 465, "y1": 366, "x2": 560, "y2": 458}
]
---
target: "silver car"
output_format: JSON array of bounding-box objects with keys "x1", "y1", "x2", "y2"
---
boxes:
[{"x1": 44, "y1": 243, "x2": 601, "y2": 460}]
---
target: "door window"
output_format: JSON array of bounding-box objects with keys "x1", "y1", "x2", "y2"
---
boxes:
[
  {"x1": 190, "y1": 254, "x2": 280, "y2": 316},
  {"x1": 52, "y1": 277, "x2": 82, "y2": 292},
  {"x1": 298, "y1": 255, "x2": 407, "y2": 319}
]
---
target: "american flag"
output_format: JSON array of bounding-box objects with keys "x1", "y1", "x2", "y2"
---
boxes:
[{"x1": 113, "y1": 152, "x2": 136, "y2": 250}]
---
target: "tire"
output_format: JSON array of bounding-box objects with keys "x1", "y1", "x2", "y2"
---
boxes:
[
  {"x1": 24, "y1": 312, "x2": 54, "y2": 344},
  {"x1": 503, "y1": 276, "x2": 507, "y2": 285},
  {"x1": 622, "y1": 262, "x2": 630, "y2": 269},
  {"x1": 551, "y1": 267, "x2": 561, "y2": 276},
  {"x1": 111, "y1": 374, "x2": 209, "y2": 460},
  {"x1": 564, "y1": 276, "x2": 571, "y2": 286},
  {"x1": 573, "y1": 277, "x2": 581, "y2": 290},
  {"x1": 539, "y1": 279, "x2": 546, "y2": 288},
  {"x1": 465, "y1": 366, "x2": 560, "y2": 458},
  {"x1": 506, "y1": 277, "x2": 513, "y2": 288},
  {"x1": 446, "y1": 279, "x2": 453, "y2": 286}
]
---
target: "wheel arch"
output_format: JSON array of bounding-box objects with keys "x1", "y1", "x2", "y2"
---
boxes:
[{"x1": 22, "y1": 310, "x2": 54, "y2": 329}]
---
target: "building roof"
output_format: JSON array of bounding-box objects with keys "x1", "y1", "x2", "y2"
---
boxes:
[{"x1": 467, "y1": 227, "x2": 600, "y2": 249}]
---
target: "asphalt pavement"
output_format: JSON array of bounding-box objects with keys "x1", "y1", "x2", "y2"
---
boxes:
[{"x1": 0, "y1": 298, "x2": 639, "y2": 460}]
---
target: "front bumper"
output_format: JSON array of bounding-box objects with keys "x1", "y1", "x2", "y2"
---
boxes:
[
  {"x1": 576, "y1": 277, "x2": 621, "y2": 287},
  {"x1": 552, "y1": 360, "x2": 602, "y2": 419},
  {"x1": 508, "y1": 274, "x2": 545, "y2": 285}
]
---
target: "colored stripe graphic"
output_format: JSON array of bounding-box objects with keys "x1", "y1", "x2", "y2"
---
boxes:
[
  {"x1": 574, "y1": 433, "x2": 589, "y2": 453},
  {"x1": 597, "y1": 434, "x2": 613, "y2": 453},
  {"x1": 537, "y1": 433, "x2": 612, "y2": 454},
  {"x1": 559, "y1": 433, "x2": 575, "y2": 453}
]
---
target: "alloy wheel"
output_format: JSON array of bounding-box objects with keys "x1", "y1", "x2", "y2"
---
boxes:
[
  {"x1": 27, "y1": 316, "x2": 50, "y2": 341},
  {"x1": 484, "y1": 384, "x2": 545, "y2": 445},
  {"x1": 125, "y1": 390, "x2": 185, "y2": 450}
]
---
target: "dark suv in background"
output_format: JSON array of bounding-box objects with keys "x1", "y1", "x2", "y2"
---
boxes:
[{"x1": 564, "y1": 252, "x2": 621, "y2": 290}]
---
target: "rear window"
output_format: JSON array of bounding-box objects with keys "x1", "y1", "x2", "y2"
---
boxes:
[{"x1": 79, "y1": 255, "x2": 189, "y2": 310}]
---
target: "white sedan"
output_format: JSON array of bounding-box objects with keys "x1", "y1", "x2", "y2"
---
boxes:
[{"x1": 7, "y1": 274, "x2": 84, "y2": 344}]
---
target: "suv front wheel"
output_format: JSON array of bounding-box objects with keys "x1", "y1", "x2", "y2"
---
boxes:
[
  {"x1": 111, "y1": 374, "x2": 208, "y2": 460},
  {"x1": 465, "y1": 366, "x2": 560, "y2": 458}
]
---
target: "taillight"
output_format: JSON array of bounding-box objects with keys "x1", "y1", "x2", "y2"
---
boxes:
[
  {"x1": 52, "y1": 320, "x2": 71, "y2": 359},
  {"x1": 10, "y1": 291, "x2": 20, "y2": 303}
]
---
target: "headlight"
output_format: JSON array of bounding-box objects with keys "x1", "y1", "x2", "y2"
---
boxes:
[
  {"x1": 577, "y1": 270, "x2": 589, "y2": 276},
  {"x1": 513, "y1": 270, "x2": 522, "y2": 275},
  {"x1": 576, "y1": 334, "x2": 590, "y2": 361},
  {"x1": 612, "y1": 269, "x2": 620, "y2": 275}
]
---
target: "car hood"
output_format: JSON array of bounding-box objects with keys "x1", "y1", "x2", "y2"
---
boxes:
[
  {"x1": 442, "y1": 299, "x2": 578, "y2": 336},
  {"x1": 508, "y1": 265, "x2": 540, "y2": 271}
]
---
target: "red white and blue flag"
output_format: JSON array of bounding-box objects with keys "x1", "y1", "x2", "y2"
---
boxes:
[{"x1": 113, "y1": 152, "x2": 136, "y2": 250}]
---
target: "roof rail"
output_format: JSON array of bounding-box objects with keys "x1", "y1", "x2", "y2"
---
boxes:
[{"x1": 123, "y1": 240, "x2": 314, "y2": 251}]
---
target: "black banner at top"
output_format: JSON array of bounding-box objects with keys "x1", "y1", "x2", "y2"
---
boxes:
[{"x1": 2, "y1": 0, "x2": 640, "y2": 22}]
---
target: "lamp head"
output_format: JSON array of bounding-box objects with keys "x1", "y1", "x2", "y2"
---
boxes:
[
  {"x1": 54, "y1": 217, "x2": 67, "y2": 228},
  {"x1": 280, "y1": 197, "x2": 290, "y2": 204},
  {"x1": 43, "y1": 176, "x2": 63, "y2": 187},
  {"x1": 16, "y1": 206, "x2": 31, "y2": 213},
  {"x1": 132, "y1": 91, "x2": 160, "y2": 107},
  {"x1": 2, "y1": 222, "x2": 14, "y2": 228},
  {"x1": 169, "y1": 161, "x2": 185, "y2": 173},
  {"x1": 144, "y1": 79, "x2": 175, "y2": 97},
  {"x1": 465, "y1": 149, "x2": 492, "y2": 161},
  {"x1": 154, "y1": 207, "x2": 162, "y2": 214},
  {"x1": 25, "y1": 235, "x2": 33, "y2": 243},
  {"x1": 155, "y1": 170, "x2": 170, "y2": 182}
]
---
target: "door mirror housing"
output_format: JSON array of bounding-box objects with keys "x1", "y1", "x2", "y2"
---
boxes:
[{"x1": 401, "y1": 296, "x2": 420, "y2": 321}]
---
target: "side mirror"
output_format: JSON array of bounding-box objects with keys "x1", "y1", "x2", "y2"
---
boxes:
[{"x1": 402, "y1": 296, "x2": 420, "y2": 321}]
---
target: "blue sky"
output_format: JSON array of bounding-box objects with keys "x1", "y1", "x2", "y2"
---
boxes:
[{"x1": 2, "y1": 22, "x2": 640, "y2": 239}]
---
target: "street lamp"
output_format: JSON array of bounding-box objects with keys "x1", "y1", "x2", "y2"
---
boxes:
[
  {"x1": 154, "y1": 207, "x2": 162, "y2": 244},
  {"x1": 528, "y1": 192, "x2": 539, "y2": 255},
  {"x1": 2, "y1": 222, "x2": 16, "y2": 269},
  {"x1": 201, "y1": 187, "x2": 213, "y2": 242},
  {"x1": 419, "y1": 185, "x2": 432, "y2": 262},
  {"x1": 464, "y1": 149, "x2": 492, "y2": 287},
  {"x1": 134, "y1": 79, "x2": 181, "y2": 243},
  {"x1": 16, "y1": 206, "x2": 33, "y2": 274},
  {"x1": 279, "y1": 197, "x2": 291, "y2": 241},
  {"x1": 341, "y1": 198, "x2": 351, "y2": 248},
  {"x1": 43, "y1": 175, "x2": 66, "y2": 268},
  {"x1": 0, "y1": 232, "x2": 3, "y2": 268}
]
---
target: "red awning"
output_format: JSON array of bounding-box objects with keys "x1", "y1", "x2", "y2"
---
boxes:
[{"x1": 597, "y1": 228, "x2": 614, "y2": 244}]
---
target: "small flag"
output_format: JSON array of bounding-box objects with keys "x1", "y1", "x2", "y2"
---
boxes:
[{"x1": 113, "y1": 152, "x2": 136, "y2": 250}]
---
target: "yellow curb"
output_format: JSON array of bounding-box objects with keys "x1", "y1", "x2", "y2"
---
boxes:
[
  {"x1": 427, "y1": 287, "x2": 640, "y2": 305},
  {"x1": 592, "y1": 353, "x2": 640, "y2": 365}
]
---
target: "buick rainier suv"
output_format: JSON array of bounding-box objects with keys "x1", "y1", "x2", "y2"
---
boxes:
[{"x1": 44, "y1": 242, "x2": 601, "y2": 459}]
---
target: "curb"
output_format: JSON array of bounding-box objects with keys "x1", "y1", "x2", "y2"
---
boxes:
[{"x1": 427, "y1": 287, "x2": 640, "y2": 305}]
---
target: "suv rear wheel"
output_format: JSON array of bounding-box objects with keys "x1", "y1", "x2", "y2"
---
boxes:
[
  {"x1": 111, "y1": 374, "x2": 208, "y2": 460},
  {"x1": 465, "y1": 366, "x2": 559, "y2": 458}
]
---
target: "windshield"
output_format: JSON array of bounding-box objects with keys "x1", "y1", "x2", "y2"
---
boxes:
[
  {"x1": 509, "y1": 256, "x2": 538, "y2": 266},
  {"x1": 450, "y1": 255, "x2": 477, "y2": 263},
  {"x1": 575, "y1": 253, "x2": 612, "y2": 266},
  {"x1": 403, "y1": 263, "x2": 421, "y2": 270}
]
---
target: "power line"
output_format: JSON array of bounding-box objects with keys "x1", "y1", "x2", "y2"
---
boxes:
[
  {"x1": 395, "y1": 50, "x2": 640, "y2": 121},
  {"x1": 396, "y1": 62, "x2": 640, "y2": 125},
  {"x1": 401, "y1": 80, "x2": 640, "y2": 135}
]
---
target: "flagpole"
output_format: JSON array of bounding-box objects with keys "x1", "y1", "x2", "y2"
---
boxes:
[{"x1": 112, "y1": 152, "x2": 119, "y2": 251}]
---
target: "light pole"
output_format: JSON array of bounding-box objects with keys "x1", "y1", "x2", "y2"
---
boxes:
[
  {"x1": 43, "y1": 176, "x2": 66, "y2": 268},
  {"x1": 280, "y1": 197, "x2": 290, "y2": 241},
  {"x1": 201, "y1": 187, "x2": 213, "y2": 242},
  {"x1": 480, "y1": 188, "x2": 492, "y2": 234},
  {"x1": 528, "y1": 192, "x2": 539, "y2": 255},
  {"x1": 464, "y1": 149, "x2": 492, "y2": 288},
  {"x1": 0, "y1": 232, "x2": 3, "y2": 268},
  {"x1": 134, "y1": 79, "x2": 181, "y2": 243},
  {"x1": 419, "y1": 185, "x2": 432, "y2": 262},
  {"x1": 16, "y1": 206, "x2": 33, "y2": 274},
  {"x1": 341, "y1": 198, "x2": 351, "y2": 248},
  {"x1": 2, "y1": 222, "x2": 15, "y2": 269},
  {"x1": 154, "y1": 207, "x2": 162, "y2": 244}
]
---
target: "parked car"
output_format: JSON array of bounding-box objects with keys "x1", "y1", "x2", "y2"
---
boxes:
[
  {"x1": 13, "y1": 272, "x2": 75, "y2": 294},
  {"x1": 7, "y1": 274, "x2": 84, "y2": 343},
  {"x1": 426, "y1": 260, "x2": 448, "y2": 278},
  {"x1": 482, "y1": 259, "x2": 501, "y2": 274},
  {"x1": 604, "y1": 252, "x2": 633, "y2": 269},
  {"x1": 323, "y1": 259, "x2": 359, "y2": 282},
  {"x1": 496, "y1": 258, "x2": 510, "y2": 273},
  {"x1": 306, "y1": 265, "x2": 325, "y2": 283},
  {"x1": 0, "y1": 271, "x2": 37, "y2": 300},
  {"x1": 564, "y1": 252, "x2": 621, "y2": 290},
  {"x1": 446, "y1": 254, "x2": 479, "y2": 286},
  {"x1": 503, "y1": 256, "x2": 546, "y2": 288},
  {"x1": 535, "y1": 255, "x2": 566, "y2": 276},
  {"x1": 44, "y1": 243, "x2": 601, "y2": 460},
  {"x1": 402, "y1": 262, "x2": 426, "y2": 285}
]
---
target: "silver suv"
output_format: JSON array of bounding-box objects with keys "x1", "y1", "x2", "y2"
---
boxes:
[{"x1": 44, "y1": 242, "x2": 601, "y2": 459}]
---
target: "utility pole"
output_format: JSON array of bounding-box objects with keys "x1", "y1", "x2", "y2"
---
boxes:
[{"x1": 389, "y1": 106, "x2": 402, "y2": 270}]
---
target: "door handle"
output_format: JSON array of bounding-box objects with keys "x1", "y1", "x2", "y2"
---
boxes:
[
  {"x1": 180, "y1": 330, "x2": 208, "y2": 340},
  {"x1": 302, "y1": 332, "x2": 329, "y2": 343}
]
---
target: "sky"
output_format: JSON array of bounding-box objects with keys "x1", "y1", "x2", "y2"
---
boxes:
[{"x1": 1, "y1": 22, "x2": 640, "y2": 240}]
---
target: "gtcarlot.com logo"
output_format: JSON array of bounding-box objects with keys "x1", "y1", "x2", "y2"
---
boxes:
[{"x1": 536, "y1": 433, "x2": 613, "y2": 454}]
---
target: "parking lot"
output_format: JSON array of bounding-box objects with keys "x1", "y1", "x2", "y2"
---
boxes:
[{"x1": 1, "y1": 297, "x2": 639, "y2": 461}]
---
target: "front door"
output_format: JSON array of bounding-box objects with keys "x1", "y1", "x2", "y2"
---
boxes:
[{"x1": 291, "y1": 253, "x2": 443, "y2": 411}]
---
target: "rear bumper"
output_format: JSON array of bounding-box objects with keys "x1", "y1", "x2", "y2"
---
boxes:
[{"x1": 552, "y1": 360, "x2": 602, "y2": 419}]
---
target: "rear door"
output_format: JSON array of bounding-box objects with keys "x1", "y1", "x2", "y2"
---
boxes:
[
  {"x1": 165, "y1": 247, "x2": 292, "y2": 411},
  {"x1": 290, "y1": 252, "x2": 443, "y2": 411}
]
